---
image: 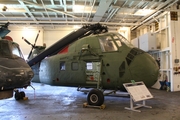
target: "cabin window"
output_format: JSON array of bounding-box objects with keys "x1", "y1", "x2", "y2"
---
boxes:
[
  {"x1": 86, "y1": 62, "x2": 93, "y2": 70},
  {"x1": 99, "y1": 36, "x2": 118, "y2": 52},
  {"x1": 71, "y1": 62, "x2": 78, "y2": 70},
  {"x1": 60, "y1": 61, "x2": 66, "y2": 70}
]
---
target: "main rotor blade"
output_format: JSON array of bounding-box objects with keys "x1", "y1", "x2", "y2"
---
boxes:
[{"x1": 27, "y1": 30, "x2": 40, "y2": 59}]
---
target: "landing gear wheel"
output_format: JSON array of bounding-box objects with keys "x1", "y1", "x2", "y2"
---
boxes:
[
  {"x1": 15, "y1": 91, "x2": 21, "y2": 100},
  {"x1": 14, "y1": 91, "x2": 26, "y2": 100},
  {"x1": 20, "y1": 91, "x2": 25, "y2": 98},
  {"x1": 87, "y1": 89, "x2": 104, "y2": 106}
]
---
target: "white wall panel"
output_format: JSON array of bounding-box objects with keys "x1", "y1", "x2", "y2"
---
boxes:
[{"x1": 43, "y1": 29, "x2": 72, "y2": 48}]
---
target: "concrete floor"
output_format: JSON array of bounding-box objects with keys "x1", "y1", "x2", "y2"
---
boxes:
[{"x1": 0, "y1": 83, "x2": 180, "y2": 120}]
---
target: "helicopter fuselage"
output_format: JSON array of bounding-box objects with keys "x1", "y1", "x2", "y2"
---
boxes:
[{"x1": 38, "y1": 32, "x2": 159, "y2": 90}]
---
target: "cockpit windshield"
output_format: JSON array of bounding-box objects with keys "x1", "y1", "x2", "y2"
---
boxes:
[
  {"x1": 0, "y1": 40, "x2": 24, "y2": 59},
  {"x1": 98, "y1": 33, "x2": 134, "y2": 52},
  {"x1": 12, "y1": 43, "x2": 24, "y2": 58},
  {"x1": 116, "y1": 33, "x2": 134, "y2": 48},
  {"x1": 99, "y1": 36, "x2": 118, "y2": 52},
  {"x1": 113, "y1": 35, "x2": 122, "y2": 47},
  {"x1": 0, "y1": 41, "x2": 11, "y2": 58}
]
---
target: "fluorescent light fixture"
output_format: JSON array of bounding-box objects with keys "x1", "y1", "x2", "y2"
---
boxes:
[
  {"x1": 73, "y1": 5, "x2": 96, "y2": 13},
  {"x1": 134, "y1": 9, "x2": 154, "y2": 16},
  {"x1": 73, "y1": 25, "x2": 82, "y2": 30},
  {"x1": 73, "y1": 5, "x2": 84, "y2": 13},
  {"x1": 119, "y1": 27, "x2": 128, "y2": 31}
]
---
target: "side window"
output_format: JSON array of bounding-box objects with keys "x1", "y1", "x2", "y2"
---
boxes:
[
  {"x1": 71, "y1": 62, "x2": 78, "y2": 70},
  {"x1": 60, "y1": 61, "x2": 65, "y2": 70},
  {"x1": 86, "y1": 62, "x2": 93, "y2": 70}
]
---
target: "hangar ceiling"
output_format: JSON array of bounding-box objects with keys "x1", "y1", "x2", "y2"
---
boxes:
[{"x1": 0, "y1": 0, "x2": 179, "y2": 29}]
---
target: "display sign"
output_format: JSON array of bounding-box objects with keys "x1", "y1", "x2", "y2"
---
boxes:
[{"x1": 123, "y1": 82, "x2": 153, "y2": 102}]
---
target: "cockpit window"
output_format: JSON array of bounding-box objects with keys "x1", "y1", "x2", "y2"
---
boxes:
[
  {"x1": 12, "y1": 43, "x2": 24, "y2": 58},
  {"x1": 0, "y1": 41, "x2": 24, "y2": 59},
  {"x1": 99, "y1": 36, "x2": 118, "y2": 52},
  {"x1": 113, "y1": 35, "x2": 122, "y2": 47},
  {"x1": 0, "y1": 42, "x2": 11, "y2": 58},
  {"x1": 116, "y1": 34, "x2": 134, "y2": 48}
]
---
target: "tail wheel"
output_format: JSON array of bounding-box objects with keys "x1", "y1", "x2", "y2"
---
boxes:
[{"x1": 87, "y1": 89, "x2": 104, "y2": 106}]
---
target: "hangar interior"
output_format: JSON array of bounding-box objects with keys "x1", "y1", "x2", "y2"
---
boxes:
[
  {"x1": 1, "y1": 0, "x2": 180, "y2": 119},
  {"x1": 1, "y1": 0, "x2": 180, "y2": 92}
]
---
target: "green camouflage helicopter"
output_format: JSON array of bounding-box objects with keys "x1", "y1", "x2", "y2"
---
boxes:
[
  {"x1": 0, "y1": 22, "x2": 34, "y2": 100},
  {"x1": 25, "y1": 23, "x2": 159, "y2": 106}
]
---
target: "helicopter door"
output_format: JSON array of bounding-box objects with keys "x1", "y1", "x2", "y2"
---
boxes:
[
  {"x1": 63, "y1": 60, "x2": 86, "y2": 85},
  {"x1": 85, "y1": 62, "x2": 101, "y2": 86}
]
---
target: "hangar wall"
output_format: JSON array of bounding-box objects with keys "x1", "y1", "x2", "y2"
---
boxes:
[
  {"x1": 43, "y1": 27, "x2": 75, "y2": 48},
  {"x1": 132, "y1": 6, "x2": 180, "y2": 92}
]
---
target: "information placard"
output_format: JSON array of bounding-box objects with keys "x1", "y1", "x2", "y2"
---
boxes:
[{"x1": 123, "y1": 82, "x2": 153, "y2": 102}]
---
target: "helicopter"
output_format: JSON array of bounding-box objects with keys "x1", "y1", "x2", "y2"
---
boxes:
[
  {"x1": 26, "y1": 23, "x2": 159, "y2": 106},
  {"x1": 0, "y1": 23, "x2": 34, "y2": 100}
]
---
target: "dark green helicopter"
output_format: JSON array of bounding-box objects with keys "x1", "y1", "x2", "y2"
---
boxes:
[
  {"x1": 0, "y1": 23, "x2": 34, "y2": 100},
  {"x1": 26, "y1": 23, "x2": 159, "y2": 106}
]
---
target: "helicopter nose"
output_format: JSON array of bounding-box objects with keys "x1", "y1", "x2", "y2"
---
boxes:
[
  {"x1": 15, "y1": 69, "x2": 34, "y2": 85},
  {"x1": 5, "y1": 69, "x2": 34, "y2": 88},
  {"x1": 128, "y1": 53, "x2": 159, "y2": 87}
]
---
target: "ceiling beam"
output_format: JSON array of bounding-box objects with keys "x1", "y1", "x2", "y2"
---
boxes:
[
  {"x1": 18, "y1": 0, "x2": 38, "y2": 24},
  {"x1": 63, "y1": 0, "x2": 67, "y2": 22},
  {"x1": 33, "y1": 0, "x2": 37, "y2": 3},
  {"x1": 19, "y1": 0, "x2": 80, "y2": 20},
  {"x1": 92, "y1": 0, "x2": 113, "y2": 22},
  {"x1": 41, "y1": 13, "x2": 45, "y2": 18},
  {"x1": 0, "y1": 20, "x2": 138, "y2": 26},
  {"x1": 50, "y1": 0, "x2": 55, "y2": 5},
  {"x1": 59, "y1": 0, "x2": 63, "y2": 6}
]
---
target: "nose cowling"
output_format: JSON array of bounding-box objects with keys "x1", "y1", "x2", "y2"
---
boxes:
[
  {"x1": 0, "y1": 65, "x2": 34, "y2": 90},
  {"x1": 128, "y1": 53, "x2": 159, "y2": 87},
  {"x1": 14, "y1": 69, "x2": 34, "y2": 87}
]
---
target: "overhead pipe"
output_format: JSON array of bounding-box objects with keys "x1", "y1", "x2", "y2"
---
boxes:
[
  {"x1": 106, "y1": 7, "x2": 120, "y2": 22},
  {"x1": 122, "y1": 0, "x2": 129, "y2": 7},
  {"x1": 81, "y1": 0, "x2": 87, "y2": 21},
  {"x1": 104, "y1": 8, "x2": 116, "y2": 22},
  {"x1": 3, "y1": 21, "x2": 138, "y2": 26},
  {"x1": 87, "y1": 0, "x2": 96, "y2": 21}
]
